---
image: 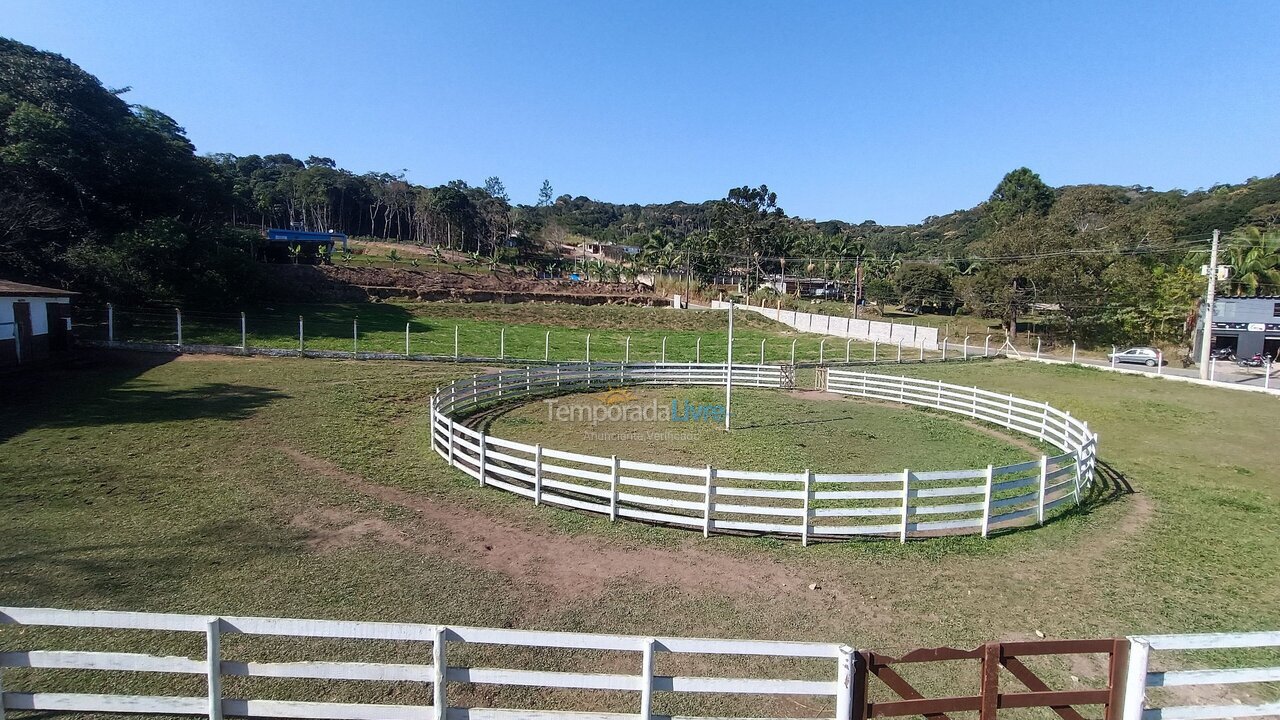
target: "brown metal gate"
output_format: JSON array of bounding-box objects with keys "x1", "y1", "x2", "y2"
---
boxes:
[{"x1": 855, "y1": 638, "x2": 1128, "y2": 720}]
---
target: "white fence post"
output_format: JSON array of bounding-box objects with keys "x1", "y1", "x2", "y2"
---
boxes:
[
  {"x1": 820, "y1": 338, "x2": 827, "y2": 364},
  {"x1": 872, "y1": 339, "x2": 878, "y2": 362},
  {"x1": 1210, "y1": 357, "x2": 1217, "y2": 381},
  {"x1": 107, "y1": 303, "x2": 115, "y2": 344},
  {"x1": 1072, "y1": 341, "x2": 1077, "y2": 363},
  {"x1": 432, "y1": 626, "x2": 447, "y2": 720},
  {"x1": 899, "y1": 469, "x2": 911, "y2": 543},
  {"x1": 919, "y1": 343, "x2": 924, "y2": 361},
  {"x1": 477, "y1": 431, "x2": 488, "y2": 487},
  {"x1": 205, "y1": 618, "x2": 222, "y2": 720},
  {"x1": 586, "y1": 333, "x2": 591, "y2": 363},
  {"x1": 446, "y1": 418, "x2": 455, "y2": 465},
  {"x1": 500, "y1": 327, "x2": 505, "y2": 359},
  {"x1": 533, "y1": 444, "x2": 544, "y2": 505},
  {"x1": 896, "y1": 339, "x2": 903, "y2": 363},
  {"x1": 240, "y1": 312, "x2": 247, "y2": 351},
  {"x1": 661, "y1": 336, "x2": 667, "y2": 363},
  {"x1": 353, "y1": 318, "x2": 358, "y2": 357},
  {"x1": 703, "y1": 466, "x2": 715, "y2": 537},
  {"x1": 791, "y1": 339, "x2": 797, "y2": 365},
  {"x1": 1157, "y1": 350, "x2": 1163, "y2": 375},
  {"x1": 981, "y1": 464, "x2": 994, "y2": 538},
  {"x1": 941, "y1": 336, "x2": 948, "y2": 360},
  {"x1": 544, "y1": 330, "x2": 550, "y2": 361},
  {"x1": 835, "y1": 645, "x2": 855, "y2": 720},
  {"x1": 761, "y1": 338, "x2": 767, "y2": 365},
  {"x1": 1121, "y1": 638, "x2": 1151, "y2": 720},
  {"x1": 802, "y1": 469, "x2": 813, "y2": 546},
  {"x1": 640, "y1": 638, "x2": 656, "y2": 719},
  {"x1": 1111, "y1": 345, "x2": 1117, "y2": 368},
  {"x1": 845, "y1": 338, "x2": 852, "y2": 363},
  {"x1": 963, "y1": 335, "x2": 970, "y2": 360},
  {"x1": 625, "y1": 336, "x2": 631, "y2": 363},
  {"x1": 298, "y1": 316, "x2": 304, "y2": 352},
  {"x1": 405, "y1": 322, "x2": 411, "y2": 357},
  {"x1": 1037, "y1": 455, "x2": 1048, "y2": 525},
  {"x1": 984, "y1": 334, "x2": 991, "y2": 357},
  {"x1": 454, "y1": 325, "x2": 459, "y2": 361},
  {"x1": 609, "y1": 455, "x2": 620, "y2": 521},
  {"x1": 176, "y1": 308, "x2": 183, "y2": 347},
  {"x1": 696, "y1": 336, "x2": 702, "y2": 363},
  {"x1": 1035, "y1": 336, "x2": 1041, "y2": 359}
]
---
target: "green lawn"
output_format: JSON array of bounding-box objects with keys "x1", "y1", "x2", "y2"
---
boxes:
[{"x1": 1, "y1": 354, "x2": 1277, "y2": 714}]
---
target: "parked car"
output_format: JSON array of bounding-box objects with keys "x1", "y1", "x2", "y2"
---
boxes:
[{"x1": 1108, "y1": 346, "x2": 1161, "y2": 367}]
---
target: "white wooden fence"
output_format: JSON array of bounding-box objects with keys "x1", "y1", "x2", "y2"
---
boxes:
[
  {"x1": 709, "y1": 300, "x2": 941, "y2": 350},
  {"x1": 0, "y1": 606, "x2": 854, "y2": 720},
  {"x1": 1122, "y1": 630, "x2": 1280, "y2": 720},
  {"x1": 5, "y1": 608, "x2": 1275, "y2": 720},
  {"x1": 429, "y1": 364, "x2": 1097, "y2": 542}
]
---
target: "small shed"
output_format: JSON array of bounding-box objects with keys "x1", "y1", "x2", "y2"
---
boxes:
[{"x1": 0, "y1": 280, "x2": 76, "y2": 366}]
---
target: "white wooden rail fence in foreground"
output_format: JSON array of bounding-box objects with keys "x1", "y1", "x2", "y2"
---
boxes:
[
  {"x1": 1122, "y1": 631, "x2": 1280, "y2": 720},
  {"x1": 4, "y1": 608, "x2": 1276, "y2": 720},
  {"x1": 429, "y1": 363, "x2": 1098, "y2": 543},
  {"x1": 709, "y1": 300, "x2": 941, "y2": 350},
  {"x1": 0, "y1": 606, "x2": 854, "y2": 720}
]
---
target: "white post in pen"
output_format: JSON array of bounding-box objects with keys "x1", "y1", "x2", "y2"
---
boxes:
[
  {"x1": 703, "y1": 465, "x2": 716, "y2": 537},
  {"x1": 1035, "y1": 336, "x2": 1041, "y2": 359},
  {"x1": 206, "y1": 618, "x2": 223, "y2": 720},
  {"x1": 896, "y1": 339, "x2": 903, "y2": 363},
  {"x1": 432, "y1": 627, "x2": 447, "y2": 720},
  {"x1": 899, "y1": 469, "x2": 911, "y2": 543},
  {"x1": 240, "y1": 311, "x2": 246, "y2": 351},
  {"x1": 791, "y1": 338, "x2": 797, "y2": 365},
  {"x1": 981, "y1": 464, "x2": 994, "y2": 538},
  {"x1": 352, "y1": 318, "x2": 358, "y2": 357},
  {"x1": 760, "y1": 338, "x2": 766, "y2": 365},
  {"x1": 107, "y1": 303, "x2": 115, "y2": 344},
  {"x1": 873, "y1": 339, "x2": 878, "y2": 362},
  {"x1": 499, "y1": 327, "x2": 505, "y2": 359},
  {"x1": 544, "y1": 330, "x2": 550, "y2": 361},
  {"x1": 942, "y1": 336, "x2": 948, "y2": 360},
  {"x1": 919, "y1": 343, "x2": 924, "y2": 361},
  {"x1": 963, "y1": 335, "x2": 970, "y2": 360},
  {"x1": 1072, "y1": 341, "x2": 1077, "y2": 363},
  {"x1": 298, "y1": 316, "x2": 304, "y2": 352},
  {"x1": 696, "y1": 336, "x2": 702, "y2": 363},
  {"x1": 1120, "y1": 638, "x2": 1151, "y2": 720},
  {"x1": 1037, "y1": 455, "x2": 1048, "y2": 525},
  {"x1": 586, "y1": 333, "x2": 591, "y2": 363},
  {"x1": 176, "y1": 308, "x2": 183, "y2": 346},
  {"x1": 802, "y1": 468, "x2": 813, "y2": 546},
  {"x1": 846, "y1": 338, "x2": 852, "y2": 363},
  {"x1": 1111, "y1": 345, "x2": 1117, "y2": 368},
  {"x1": 477, "y1": 431, "x2": 487, "y2": 487},
  {"x1": 609, "y1": 455, "x2": 620, "y2": 520},
  {"x1": 819, "y1": 337, "x2": 827, "y2": 364},
  {"x1": 454, "y1": 325, "x2": 459, "y2": 361},
  {"x1": 625, "y1": 335, "x2": 631, "y2": 363},
  {"x1": 835, "y1": 645, "x2": 855, "y2": 720},
  {"x1": 405, "y1": 322, "x2": 411, "y2": 357},
  {"x1": 984, "y1": 334, "x2": 991, "y2": 357},
  {"x1": 533, "y1": 444, "x2": 544, "y2": 505},
  {"x1": 725, "y1": 302, "x2": 733, "y2": 431},
  {"x1": 1157, "y1": 349, "x2": 1163, "y2": 375},
  {"x1": 661, "y1": 336, "x2": 667, "y2": 363}
]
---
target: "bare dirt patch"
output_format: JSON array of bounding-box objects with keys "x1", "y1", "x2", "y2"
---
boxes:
[{"x1": 278, "y1": 446, "x2": 843, "y2": 606}]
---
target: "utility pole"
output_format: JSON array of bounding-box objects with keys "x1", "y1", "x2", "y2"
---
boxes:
[{"x1": 1198, "y1": 229, "x2": 1221, "y2": 380}]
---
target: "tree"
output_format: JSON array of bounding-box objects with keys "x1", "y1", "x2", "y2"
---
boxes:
[
  {"x1": 537, "y1": 179, "x2": 554, "y2": 207},
  {"x1": 484, "y1": 176, "x2": 509, "y2": 202},
  {"x1": 894, "y1": 263, "x2": 954, "y2": 314},
  {"x1": 864, "y1": 278, "x2": 896, "y2": 311},
  {"x1": 987, "y1": 167, "x2": 1055, "y2": 227}
]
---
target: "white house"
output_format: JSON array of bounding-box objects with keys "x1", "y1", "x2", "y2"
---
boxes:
[{"x1": 0, "y1": 280, "x2": 76, "y2": 366}]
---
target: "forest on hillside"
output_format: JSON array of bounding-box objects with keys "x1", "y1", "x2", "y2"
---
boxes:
[{"x1": 2, "y1": 36, "x2": 1279, "y2": 346}]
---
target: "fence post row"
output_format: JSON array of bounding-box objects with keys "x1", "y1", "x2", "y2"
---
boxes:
[
  {"x1": 703, "y1": 465, "x2": 716, "y2": 537},
  {"x1": 980, "y1": 464, "x2": 994, "y2": 538},
  {"x1": 432, "y1": 626, "x2": 447, "y2": 720},
  {"x1": 802, "y1": 468, "x2": 813, "y2": 546},
  {"x1": 899, "y1": 468, "x2": 911, "y2": 543}
]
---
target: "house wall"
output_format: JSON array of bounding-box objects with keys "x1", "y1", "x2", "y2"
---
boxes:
[{"x1": 0, "y1": 296, "x2": 71, "y2": 365}]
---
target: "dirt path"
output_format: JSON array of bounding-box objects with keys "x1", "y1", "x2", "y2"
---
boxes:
[{"x1": 279, "y1": 446, "x2": 842, "y2": 606}]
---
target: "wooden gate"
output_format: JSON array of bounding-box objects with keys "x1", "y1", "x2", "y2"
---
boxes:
[{"x1": 855, "y1": 638, "x2": 1129, "y2": 720}]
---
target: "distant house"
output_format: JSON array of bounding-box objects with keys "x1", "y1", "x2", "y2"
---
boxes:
[
  {"x1": 0, "y1": 280, "x2": 76, "y2": 366},
  {"x1": 260, "y1": 228, "x2": 349, "y2": 263},
  {"x1": 1194, "y1": 295, "x2": 1280, "y2": 359}
]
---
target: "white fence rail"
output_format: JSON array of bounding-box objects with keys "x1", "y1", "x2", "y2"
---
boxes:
[
  {"x1": 429, "y1": 364, "x2": 1097, "y2": 542},
  {"x1": 1122, "y1": 631, "x2": 1280, "y2": 720},
  {"x1": 0, "y1": 606, "x2": 854, "y2": 720},
  {"x1": 710, "y1": 300, "x2": 940, "y2": 350}
]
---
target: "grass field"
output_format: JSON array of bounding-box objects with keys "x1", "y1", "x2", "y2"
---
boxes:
[
  {"x1": 76, "y1": 301, "x2": 908, "y2": 364},
  {"x1": 2, "y1": 353, "x2": 1277, "y2": 714}
]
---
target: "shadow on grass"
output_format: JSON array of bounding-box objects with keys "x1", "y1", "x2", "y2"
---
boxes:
[
  {"x1": 0, "y1": 519, "x2": 292, "y2": 610},
  {"x1": 0, "y1": 351, "x2": 287, "y2": 443}
]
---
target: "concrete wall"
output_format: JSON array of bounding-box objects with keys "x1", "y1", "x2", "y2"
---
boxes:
[{"x1": 710, "y1": 300, "x2": 940, "y2": 350}]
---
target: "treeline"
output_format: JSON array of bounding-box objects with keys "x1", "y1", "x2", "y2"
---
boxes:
[{"x1": 2, "y1": 36, "x2": 1278, "y2": 347}]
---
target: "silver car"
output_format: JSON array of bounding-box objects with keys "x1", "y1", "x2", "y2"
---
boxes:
[{"x1": 1108, "y1": 346, "x2": 1161, "y2": 367}]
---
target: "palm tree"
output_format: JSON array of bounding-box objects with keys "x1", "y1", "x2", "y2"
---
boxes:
[{"x1": 1221, "y1": 228, "x2": 1280, "y2": 296}]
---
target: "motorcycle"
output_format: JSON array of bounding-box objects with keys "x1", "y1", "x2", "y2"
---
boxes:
[
  {"x1": 1210, "y1": 347, "x2": 1237, "y2": 361},
  {"x1": 1237, "y1": 353, "x2": 1268, "y2": 368}
]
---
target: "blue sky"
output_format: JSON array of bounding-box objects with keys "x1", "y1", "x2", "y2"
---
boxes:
[{"x1": 4, "y1": 1, "x2": 1279, "y2": 225}]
